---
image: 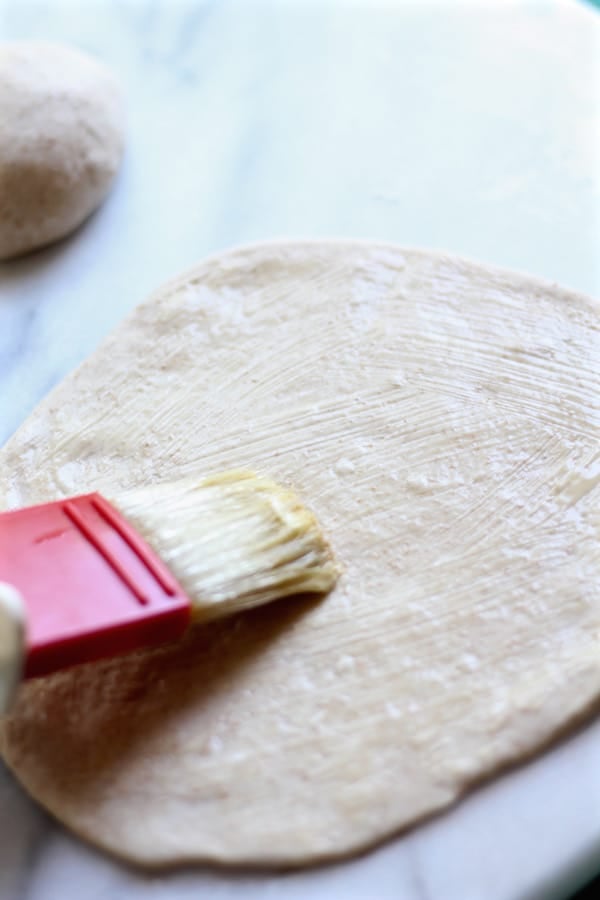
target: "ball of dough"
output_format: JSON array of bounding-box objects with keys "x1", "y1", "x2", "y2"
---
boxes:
[{"x1": 0, "y1": 41, "x2": 124, "y2": 260}]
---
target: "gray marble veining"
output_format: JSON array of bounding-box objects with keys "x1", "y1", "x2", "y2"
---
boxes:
[{"x1": 0, "y1": 1, "x2": 599, "y2": 898}]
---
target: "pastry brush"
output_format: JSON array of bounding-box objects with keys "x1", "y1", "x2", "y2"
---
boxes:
[{"x1": 0, "y1": 470, "x2": 338, "y2": 712}]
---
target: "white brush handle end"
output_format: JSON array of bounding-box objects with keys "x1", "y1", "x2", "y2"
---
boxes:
[{"x1": 0, "y1": 583, "x2": 25, "y2": 716}]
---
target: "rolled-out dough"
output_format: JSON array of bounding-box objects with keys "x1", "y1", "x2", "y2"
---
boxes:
[{"x1": 0, "y1": 242, "x2": 598, "y2": 867}]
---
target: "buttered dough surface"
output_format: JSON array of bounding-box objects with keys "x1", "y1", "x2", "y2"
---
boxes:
[{"x1": 0, "y1": 242, "x2": 598, "y2": 867}]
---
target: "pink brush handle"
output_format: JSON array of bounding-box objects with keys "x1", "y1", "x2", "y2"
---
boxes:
[{"x1": 0, "y1": 493, "x2": 191, "y2": 678}]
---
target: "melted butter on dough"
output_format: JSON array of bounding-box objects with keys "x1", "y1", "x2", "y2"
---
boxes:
[{"x1": 0, "y1": 242, "x2": 598, "y2": 867}]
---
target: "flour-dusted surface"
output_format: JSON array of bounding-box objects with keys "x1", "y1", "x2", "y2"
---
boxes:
[{"x1": 0, "y1": 242, "x2": 598, "y2": 867}]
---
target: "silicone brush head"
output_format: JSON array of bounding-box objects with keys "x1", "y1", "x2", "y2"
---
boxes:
[
  {"x1": 113, "y1": 470, "x2": 339, "y2": 623},
  {"x1": 0, "y1": 470, "x2": 339, "y2": 680}
]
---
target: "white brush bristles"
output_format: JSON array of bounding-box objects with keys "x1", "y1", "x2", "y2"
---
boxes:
[{"x1": 111, "y1": 471, "x2": 339, "y2": 622}]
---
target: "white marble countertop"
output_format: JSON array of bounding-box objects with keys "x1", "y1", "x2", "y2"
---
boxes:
[{"x1": 0, "y1": 1, "x2": 599, "y2": 898}]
